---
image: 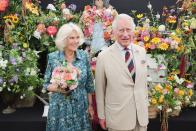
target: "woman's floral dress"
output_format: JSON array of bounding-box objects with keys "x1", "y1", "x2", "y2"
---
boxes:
[{"x1": 43, "y1": 50, "x2": 95, "y2": 131}]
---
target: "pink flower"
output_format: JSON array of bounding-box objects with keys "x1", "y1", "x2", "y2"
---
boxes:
[
  {"x1": 150, "y1": 44, "x2": 156, "y2": 49},
  {"x1": 47, "y1": 26, "x2": 57, "y2": 36},
  {"x1": 174, "y1": 88, "x2": 179, "y2": 94}
]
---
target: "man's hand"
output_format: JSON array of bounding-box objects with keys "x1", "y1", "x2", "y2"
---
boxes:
[{"x1": 99, "y1": 119, "x2": 106, "y2": 130}]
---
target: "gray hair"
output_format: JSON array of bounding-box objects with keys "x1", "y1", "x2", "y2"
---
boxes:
[
  {"x1": 55, "y1": 23, "x2": 84, "y2": 51},
  {"x1": 112, "y1": 14, "x2": 136, "y2": 31}
]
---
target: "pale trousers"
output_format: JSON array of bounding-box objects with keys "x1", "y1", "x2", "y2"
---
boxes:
[{"x1": 108, "y1": 123, "x2": 147, "y2": 131}]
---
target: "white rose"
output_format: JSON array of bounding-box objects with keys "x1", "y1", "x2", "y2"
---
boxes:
[{"x1": 158, "y1": 25, "x2": 166, "y2": 32}]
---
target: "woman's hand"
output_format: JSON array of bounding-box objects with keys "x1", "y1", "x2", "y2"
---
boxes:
[
  {"x1": 47, "y1": 84, "x2": 59, "y2": 92},
  {"x1": 88, "y1": 105, "x2": 94, "y2": 120}
]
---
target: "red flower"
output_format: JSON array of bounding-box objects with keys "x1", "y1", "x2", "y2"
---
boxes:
[
  {"x1": 47, "y1": 26, "x2": 57, "y2": 36},
  {"x1": 0, "y1": 0, "x2": 9, "y2": 12}
]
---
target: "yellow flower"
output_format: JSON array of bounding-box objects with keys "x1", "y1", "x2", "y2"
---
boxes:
[
  {"x1": 23, "y1": 43, "x2": 29, "y2": 48},
  {"x1": 165, "y1": 84, "x2": 172, "y2": 91},
  {"x1": 137, "y1": 14, "x2": 144, "y2": 19},
  {"x1": 145, "y1": 43, "x2": 151, "y2": 49},
  {"x1": 151, "y1": 98, "x2": 157, "y2": 105},
  {"x1": 159, "y1": 95, "x2": 164, "y2": 103},
  {"x1": 151, "y1": 37, "x2": 161, "y2": 44},
  {"x1": 178, "y1": 90, "x2": 185, "y2": 96},
  {"x1": 5, "y1": 19, "x2": 15, "y2": 29},
  {"x1": 158, "y1": 42, "x2": 169, "y2": 50},
  {"x1": 177, "y1": 45, "x2": 185, "y2": 52},
  {"x1": 155, "y1": 84, "x2": 163, "y2": 93},
  {"x1": 25, "y1": 2, "x2": 39, "y2": 15},
  {"x1": 12, "y1": 15, "x2": 19, "y2": 24},
  {"x1": 167, "y1": 75, "x2": 174, "y2": 81},
  {"x1": 188, "y1": 89, "x2": 193, "y2": 97},
  {"x1": 144, "y1": 36, "x2": 150, "y2": 42}
]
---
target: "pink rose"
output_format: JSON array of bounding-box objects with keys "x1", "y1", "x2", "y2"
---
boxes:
[{"x1": 47, "y1": 26, "x2": 57, "y2": 36}]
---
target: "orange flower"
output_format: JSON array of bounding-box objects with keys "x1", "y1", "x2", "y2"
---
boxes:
[
  {"x1": 65, "y1": 73, "x2": 72, "y2": 81},
  {"x1": 104, "y1": 31, "x2": 111, "y2": 41}
]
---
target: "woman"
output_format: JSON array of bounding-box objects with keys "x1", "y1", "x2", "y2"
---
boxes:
[
  {"x1": 91, "y1": 0, "x2": 117, "y2": 53},
  {"x1": 43, "y1": 23, "x2": 95, "y2": 131}
]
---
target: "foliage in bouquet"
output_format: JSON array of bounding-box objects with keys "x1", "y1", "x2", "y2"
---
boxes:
[
  {"x1": 80, "y1": 5, "x2": 118, "y2": 41},
  {"x1": 50, "y1": 61, "x2": 81, "y2": 91},
  {"x1": 0, "y1": 44, "x2": 43, "y2": 98}
]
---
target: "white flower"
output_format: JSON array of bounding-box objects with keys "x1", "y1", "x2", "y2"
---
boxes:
[
  {"x1": 17, "y1": 57, "x2": 23, "y2": 63},
  {"x1": 8, "y1": 87, "x2": 11, "y2": 91},
  {"x1": 33, "y1": 30, "x2": 41, "y2": 39},
  {"x1": 157, "y1": 105, "x2": 163, "y2": 110},
  {"x1": 33, "y1": 50, "x2": 41, "y2": 58},
  {"x1": 62, "y1": 8, "x2": 70, "y2": 15},
  {"x1": 174, "y1": 74, "x2": 184, "y2": 84},
  {"x1": 147, "y1": 2, "x2": 152, "y2": 10},
  {"x1": 174, "y1": 106, "x2": 181, "y2": 110},
  {"x1": 46, "y1": 4, "x2": 56, "y2": 11},
  {"x1": 158, "y1": 25, "x2": 166, "y2": 32},
  {"x1": 0, "y1": 87, "x2": 3, "y2": 92},
  {"x1": 145, "y1": 19, "x2": 150, "y2": 23},
  {"x1": 30, "y1": 68, "x2": 37, "y2": 76},
  {"x1": 0, "y1": 59, "x2": 8, "y2": 69},
  {"x1": 3, "y1": 82, "x2": 6, "y2": 87},
  {"x1": 170, "y1": 41, "x2": 178, "y2": 49},
  {"x1": 0, "y1": 51, "x2": 2, "y2": 58},
  {"x1": 175, "y1": 100, "x2": 182, "y2": 106},
  {"x1": 166, "y1": 108, "x2": 172, "y2": 113},
  {"x1": 190, "y1": 18, "x2": 196, "y2": 29},
  {"x1": 156, "y1": 13, "x2": 160, "y2": 19},
  {"x1": 28, "y1": 86, "x2": 34, "y2": 91},
  {"x1": 41, "y1": 88, "x2": 47, "y2": 94},
  {"x1": 20, "y1": 95, "x2": 24, "y2": 99}
]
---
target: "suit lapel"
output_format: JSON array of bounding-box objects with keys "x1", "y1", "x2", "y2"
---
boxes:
[
  {"x1": 131, "y1": 45, "x2": 141, "y2": 83},
  {"x1": 110, "y1": 43, "x2": 134, "y2": 82}
]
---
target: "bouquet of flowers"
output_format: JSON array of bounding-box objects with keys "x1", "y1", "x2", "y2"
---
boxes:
[{"x1": 50, "y1": 62, "x2": 81, "y2": 94}]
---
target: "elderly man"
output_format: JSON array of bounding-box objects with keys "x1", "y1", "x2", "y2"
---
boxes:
[{"x1": 95, "y1": 14, "x2": 149, "y2": 131}]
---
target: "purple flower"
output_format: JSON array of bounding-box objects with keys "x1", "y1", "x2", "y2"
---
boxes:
[
  {"x1": 10, "y1": 57, "x2": 17, "y2": 65},
  {"x1": 12, "y1": 43, "x2": 18, "y2": 49},
  {"x1": 170, "y1": 9, "x2": 175, "y2": 14},
  {"x1": 0, "y1": 77, "x2": 3, "y2": 84},
  {"x1": 9, "y1": 75, "x2": 18, "y2": 83},
  {"x1": 68, "y1": 4, "x2": 77, "y2": 12}
]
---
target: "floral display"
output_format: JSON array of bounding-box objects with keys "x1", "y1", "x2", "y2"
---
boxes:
[{"x1": 80, "y1": 5, "x2": 118, "y2": 41}]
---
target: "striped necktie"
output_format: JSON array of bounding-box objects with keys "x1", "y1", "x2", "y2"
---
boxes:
[{"x1": 124, "y1": 47, "x2": 136, "y2": 82}]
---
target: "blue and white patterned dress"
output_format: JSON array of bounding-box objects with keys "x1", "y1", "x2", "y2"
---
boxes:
[{"x1": 43, "y1": 50, "x2": 95, "y2": 131}]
